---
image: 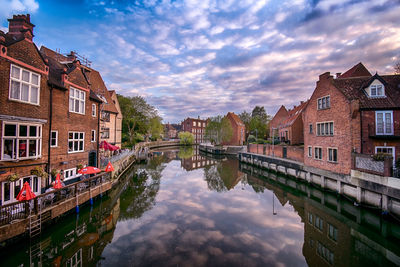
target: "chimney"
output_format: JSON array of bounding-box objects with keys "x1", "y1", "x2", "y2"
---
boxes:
[
  {"x1": 300, "y1": 101, "x2": 304, "y2": 104},
  {"x1": 336, "y1": 72, "x2": 341, "y2": 78},
  {"x1": 198, "y1": 115, "x2": 200, "y2": 119},
  {"x1": 8, "y1": 14, "x2": 35, "y2": 41}
]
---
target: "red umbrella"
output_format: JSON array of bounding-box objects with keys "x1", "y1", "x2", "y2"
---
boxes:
[
  {"x1": 53, "y1": 173, "x2": 63, "y2": 189},
  {"x1": 78, "y1": 166, "x2": 101, "y2": 175},
  {"x1": 100, "y1": 141, "x2": 112, "y2": 150},
  {"x1": 105, "y1": 162, "x2": 114, "y2": 172},
  {"x1": 16, "y1": 182, "x2": 36, "y2": 201}
]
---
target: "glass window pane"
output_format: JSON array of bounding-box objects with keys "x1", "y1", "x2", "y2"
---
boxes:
[
  {"x1": 3, "y1": 182, "x2": 11, "y2": 202},
  {"x1": 19, "y1": 125, "x2": 28, "y2": 137},
  {"x1": 80, "y1": 91, "x2": 85, "y2": 100},
  {"x1": 21, "y1": 83, "x2": 29, "y2": 101},
  {"x1": 10, "y1": 80, "x2": 20, "y2": 99},
  {"x1": 75, "y1": 100, "x2": 80, "y2": 112},
  {"x1": 74, "y1": 141, "x2": 78, "y2": 151},
  {"x1": 74, "y1": 133, "x2": 79, "y2": 139},
  {"x1": 70, "y1": 89, "x2": 75, "y2": 98},
  {"x1": 14, "y1": 181, "x2": 21, "y2": 199},
  {"x1": 29, "y1": 126, "x2": 37, "y2": 137},
  {"x1": 30, "y1": 86, "x2": 38, "y2": 104},
  {"x1": 29, "y1": 140, "x2": 37, "y2": 157},
  {"x1": 19, "y1": 140, "x2": 27, "y2": 157},
  {"x1": 11, "y1": 66, "x2": 20, "y2": 79},
  {"x1": 79, "y1": 101, "x2": 84, "y2": 113},
  {"x1": 80, "y1": 133, "x2": 84, "y2": 139},
  {"x1": 69, "y1": 98, "x2": 74, "y2": 111},
  {"x1": 69, "y1": 141, "x2": 73, "y2": 151},
  {"x1": 3, "y1": 139, "x2": 14, "y2": 159},
  {"x1": 79, "y1": 141, "x2": 83, "y2": 151},
  {"x1": 4, "y1": 124, "x2": 16, "y2": 136},
  {"x1": 22, "y1": 70, "x2": 30, "y2": 82},
  {"x1": 31, "y1": 74, "x2": 39, "y2": 85},
  {"x1": 69, "y1": 132, "x2": 73, "y2": 139}
]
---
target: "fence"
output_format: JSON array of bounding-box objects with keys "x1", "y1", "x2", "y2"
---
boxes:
[
  {"x1": 352, "y1": 153, "x2": 393, "y2": 177},
  {"x1": 0, "y1": 173, "x2": 110, "y2": 226},
  {"x1": 100, "y1": 149, "x2": 135, "y2": 168}
]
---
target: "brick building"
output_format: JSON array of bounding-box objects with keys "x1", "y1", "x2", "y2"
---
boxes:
[
  {"x1": 271, "y1": 101, "x2": 308, "y2": 145},
  {"x1": 164, "y1": 123, "x2": 178, "y2": 139},
  {"x1": 222, "y1": 112, "x2": 245, "y2": 146},
  {"x1": 181, "y1": 117, "x2": 207, "y2": 144},
  {"x1": 0, "y1": 15, "x2": 50, "y2": 204},
  {"x1": 269, "y1": 105, "x2": 288, "y2": 138},
  {"x1": 109, "y1": 90, "x2": 123, "y2": 147},
  {"x1": 303, "y1": 62, "x2": 400, "y2": 175}
]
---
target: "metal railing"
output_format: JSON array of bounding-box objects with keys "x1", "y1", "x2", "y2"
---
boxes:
[
  {"x1": 100, "y1": 150, "x2": 135, "y2": 167},
  {"x1": 0, "y1": 173, "x2": 110, "y2": 226}
]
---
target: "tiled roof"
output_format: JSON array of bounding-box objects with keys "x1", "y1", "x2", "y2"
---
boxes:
[
  {"x1": 339, "y1": 62, "x2": 372, "y2": 78},
  {"x1": 279, "y1": 100, "x2": 309, "y2": 127},
  {"x1": 333, "y1": 72, "x2": 400, "y2": 109}
]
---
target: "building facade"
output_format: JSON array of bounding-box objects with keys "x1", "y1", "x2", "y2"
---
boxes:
[
  {"x1": 222, "y1": 112, "x2": 245, "y2": 146},
  {"x1": 109, "y1": 90, "x2": 123, "y2": 147},
  {"x1": 181, "y1": 117, "x2": 207, "y2": 144}
]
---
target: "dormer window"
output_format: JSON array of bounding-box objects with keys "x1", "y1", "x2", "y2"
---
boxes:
[{"x1": 370, "y1": 84, "x2": 384, "y2": 97}]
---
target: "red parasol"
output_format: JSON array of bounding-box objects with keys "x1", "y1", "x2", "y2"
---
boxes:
[
  {"x1": 53, "y1": 173, "x2": 63, "y2": 189},
  {"x1": 16, "y1": 182, "x2": 36, "y2": 201},
  {"x1": 105, "y1": 162, "x2": 114, "y2": 172},
  {"x1": 100, "y1": 141, "x2": 119, "y2": 151},
  {"x1": 78, "y1": 166, "x2": 101, "y2": 175}
]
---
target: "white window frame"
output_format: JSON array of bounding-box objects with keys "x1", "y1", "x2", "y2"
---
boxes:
[
  {"x1": 308, "y1": 146, "x2": 312, "y2": 157},
  {"x1": 1, "y1": 121, "x2": 42, "y2": 161},
  {"x1": 375, "y1": 111, "x2": 393, "y2": 135},
  {"x1": 1, "y1": 175, "x2": 40, "y2": 204},
  {"x1": 92, "y1": 104, "x2": 96, "y2": 117},
  {"x1": 316, "y1": 121, "x2": 334, "y2": 136},
  {"x1": 69, "y1": 87, "x2": 86, "y2": 115},
  {"x1": 68, "y1": 131, "x2": 85, "y2": 153},
  {"x1": 314, "y1": 146, "x2": 322, "y2": 160},
  {"x1": 375, "y1": 146, "x2": 395, "y2": 166},
  {"x1": 369, "y1": 84, "x2": 385, "y2": 97},
  {"x1": 9, "y1": 64, "x2": 41, "y2": 105},
  {"x1": 101, "y1": 128, "x2": 110, "y2": 139},
  {"x1": 63, "y1": 167, "x2": 81, "y2": 181},
  {"x1": 317, "y1": 95, "x2": 330, "y2": 110},
  {"x1": 50, "y1": 130, "x2": 58, "y2": 147},
  {"x1": 327, "y1": 147, "x2": 338, "y2": 163},
  {"x1": 91, "y1": 130, "x2": 96, "y2": 142}
]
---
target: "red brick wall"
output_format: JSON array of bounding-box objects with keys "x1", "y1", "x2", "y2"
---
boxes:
[
  {"x1": 248, "y1": 144, "x2": 304, "y2": 163},
  {"x1": 270, "y1": 106, "x2": 288, "y2": 137},
  {"x1": 181, "y1": 118, "x2": 207, "y2": 143},
  {"x1": 303, "y1": 73, "x2": 359, "y2": 175},
  {"x1": 223, "y1": 114, "x2": 245, "y2": 146},
  {"x1": 361, "y1": 110, "x2": 400, "y2": 162}
]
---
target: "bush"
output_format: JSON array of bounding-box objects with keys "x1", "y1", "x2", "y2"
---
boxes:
[
  {"x1": 247, "y1": 135, "x2": 256, "y2": 143},
  {"x1": 372, "y1": 153, "x2": 393, "y2": 161},
  {"x1": 179, "y1": 131, "x2": 195, "y2": 145}
]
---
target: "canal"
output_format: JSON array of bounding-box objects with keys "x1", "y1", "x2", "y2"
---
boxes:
[{"x1": 1, "y1": 147, "x2": 400, "y2": 266}]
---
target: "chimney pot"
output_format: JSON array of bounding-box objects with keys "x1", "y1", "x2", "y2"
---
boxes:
[
  {"x1": 7, "y1": 14, "x2": 34, "y2": 41},
  {"x1": 336, "y1": 72, "x2": 341, "y2": 78}
]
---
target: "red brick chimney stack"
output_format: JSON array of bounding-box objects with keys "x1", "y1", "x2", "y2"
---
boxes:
[{"x1": 8, "y1": 14, "x2": 35, "y2": 41}]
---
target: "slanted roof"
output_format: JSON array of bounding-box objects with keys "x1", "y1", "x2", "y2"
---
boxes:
[
  {"x1": 332, "y1": 63, "x2": 400, "y2": 109},
  {"x1": 280, "y1": 100, "x2": 309, "y2": 127},
  {"x1": 227, "y1": 112, "x2": 244, "y2": 126},
  {"x1": 339, "y1": 62, "x2": 372, "y2": 78}
]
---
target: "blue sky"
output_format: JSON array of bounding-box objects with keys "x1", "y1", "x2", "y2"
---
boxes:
[{"x1": 1, "y1": 0, "x2": 400, "y2": 123}]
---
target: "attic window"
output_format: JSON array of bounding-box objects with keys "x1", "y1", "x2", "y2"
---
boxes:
[{"x1": 369, "y1": 84, "x2": 384, "y2": 97}]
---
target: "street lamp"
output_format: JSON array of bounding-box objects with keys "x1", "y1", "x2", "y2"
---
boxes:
[{"x1": 271, "y1": 127, "x2": 277, "y2": 157}]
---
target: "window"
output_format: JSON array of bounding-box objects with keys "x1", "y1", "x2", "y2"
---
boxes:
[
  {"x1": 328, "y1": 223, "x2": 338, "y2": 241},
  {"x1": 309, "y1": 124, "x2": 313, "y2": 134},
  {"x1": 315, "y1": 215, "x2": 323, "y2": 231},
  {"x1": 317, "y1": 96, "x2": 330, "y2": 110},
  {"x1": 92, "y1": 104, "x2": 96, "y2": 117},
  {"x1": 316, "y1": 122, "x2": 334, "y2": 136},
  {"x1": 328, "y1": 148, "x2": 337, "y2": 163},
  {"x1": 101, "y1": 128, "x2": 110, "y2": 139},
  {"x1": 66, "y1": 249, "x2": 82, "y2": 267},
  {"x1": 1, "y1": 175, "x2": 40, "y2": 204},
  {"x1": 308, "y1": 213, "x2": 313, "y2": 224},
  {"x1": 375, "y1": 111, "x2": 393, "y2": 135},
  {"x1": 308, "y1": 146, "x2": 312, "y2": 157},
  {"x1": 9, "y1": 64, "x2": 40, "y2": 105},
  {"x1": 317, "y1": 241, "x2": 334, "y2": 265},
  {"x1": 101, "y1": 111, "x2": 110, "y2": 122},
  {"x1": 50, "y1": 130, "x2": 58, "y2": 147},
  {"x1": 2, "y1": 122, "x2": 42, "y2": 160},
  {"x1": 64, "y1": 168, "x2": 80, "y2": 181},
  {"x1": 69, "y1": 87, "x2": 85, "y2": 114},
  {"x1": 68, "y1": 132, "x2": 84, "y2": 153},
  {"x1": 203, "y1": 122, "x2": 205, "y2": 127},
  {"x1": 369, "y1": 84, "x2": 384, "y2": 97},
  {"x1": 91, "y1": 130, "x2": 96, "y2": 142},
  {"x1": 314, "y1": 147, "x2": 322, "y2": 160},
  {"x1": 193, "y1": 121, "x2": 196, "y2": 127}
]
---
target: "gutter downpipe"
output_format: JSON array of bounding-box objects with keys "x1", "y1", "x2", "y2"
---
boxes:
[{"x1": 47, "y1": 85, "x2": 53, "y2": 187}]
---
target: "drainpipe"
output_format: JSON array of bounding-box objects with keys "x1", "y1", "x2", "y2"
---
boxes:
[
  {"x1": 114, "y1": 113, "x2": 117, "y2": 144},
  {"x1": 47, "y1": 86, "x2": 53, "y2": 186},
  {"x1": 360, "y1": 110, "x2": 363, "y2": 154},
  {"x1": 97, "y1": 103, "x2": 100, "y2": 167}
]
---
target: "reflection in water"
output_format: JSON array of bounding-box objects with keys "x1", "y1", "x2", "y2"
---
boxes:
[{"x1": 2, "y1": 149, "x2": 400, "y2": 266}]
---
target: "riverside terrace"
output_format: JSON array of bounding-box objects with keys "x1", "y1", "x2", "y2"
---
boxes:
[{"x1": 0, "y1": 172, "x2": 112, "y2": 242}]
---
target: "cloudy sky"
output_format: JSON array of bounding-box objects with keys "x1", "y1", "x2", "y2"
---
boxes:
[{"x1": 1, "y1": 0, "x2": 399, "y2": 122}]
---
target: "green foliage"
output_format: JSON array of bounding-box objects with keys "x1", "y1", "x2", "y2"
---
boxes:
[
  {"x1": 396, "y1": 159, "x2": 400, "y2": 169},
  {"x1": 247, "y1": 134, "x2": 256, "y2": 143},
  {"x1": 179, "y1": 131, "x2": 195, "y2": 145},
  {"x1": 204, "y1": 115, "x2": 233, "y2": 145},
  {"x1": 117, "y1": 94, "x2": 162, "y2": 147},
  {"x1": 372, "y1": 153, "x2": 393, "y2": 161},
  {"x1": 240, "y1": 106, "x2": 272, "y2": 142},
  {"x1": 178, "y1": 146, "x2": 194, "y2": 159},
  {"x1": 30, "y1": 166, "x2": 48, "y2": 179}
]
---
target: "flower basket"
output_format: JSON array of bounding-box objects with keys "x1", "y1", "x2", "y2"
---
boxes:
[{"x1": 7, "y1": 173, "x2": 19, "y2": 182}]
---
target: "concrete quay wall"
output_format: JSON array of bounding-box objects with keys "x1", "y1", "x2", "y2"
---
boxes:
[{"x1": 239, "y1": 152, "x2": 400, "y2": 216}]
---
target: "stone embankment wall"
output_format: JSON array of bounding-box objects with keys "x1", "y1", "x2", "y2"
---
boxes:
[
  {"x1": 248, "y1": 144, "x2": 304, "y2": 163},
  {"x1": 239, "y1": 152, "x2": 400, "y2": 216}
]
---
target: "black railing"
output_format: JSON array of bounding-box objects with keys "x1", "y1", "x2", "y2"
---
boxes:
[{"x1": 0, "y1": 173, "x2": 110, "y2": 226}]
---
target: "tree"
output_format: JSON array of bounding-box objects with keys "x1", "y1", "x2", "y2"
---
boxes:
[
  {"x1": 250, "y1": 106, "x2": 271, "y2": 139},
  {"x1": 395, "y1": 61, "x2": 400, "y2": 74},
  {"x1": 179, "y1": 131, "x2": 195, "y2": 145},
  {"x1": 204, "y1": 115, "x2": 233, "y2": 145},
  {"x1": 149, "y1": 116, "x2": 164, "y2": 141},
  {"x1": 238, "y1": 110, "x2": 251, "y2": 132},
  {"x1": 117, "y1": 94, "x2": 162, "y2": 147}
]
